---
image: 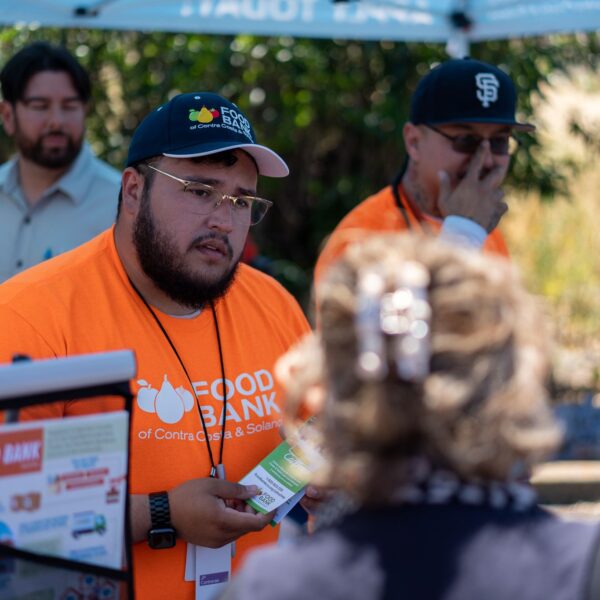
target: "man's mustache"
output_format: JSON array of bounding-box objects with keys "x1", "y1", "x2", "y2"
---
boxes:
[
  {"x1": 41, "y1": 131, "x2": 68, "y2": 139},
  {"x1": 190, "y1": 233, "x2": 233, "y2": 259}
]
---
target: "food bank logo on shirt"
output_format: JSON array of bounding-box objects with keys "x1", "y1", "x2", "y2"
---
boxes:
[
  {"x1": 137, "y1": 375, "x2": 195, "y2": 424},
  {"x1": 136, "y1": 370, "x2": 279, "y2": 430}
]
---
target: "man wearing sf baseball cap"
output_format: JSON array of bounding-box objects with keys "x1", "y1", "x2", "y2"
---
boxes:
[
  {"x1": 315, "y1": 57, "x2": 535, "y2": 284},
  {"x1": 0, "y1": 91, "x2": 310, "y2": 598},
  {"x1": 410, "y1": 58, "x2": 534, "y2": 131}
]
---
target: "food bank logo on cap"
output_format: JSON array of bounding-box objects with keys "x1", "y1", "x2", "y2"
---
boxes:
[
  {"x1": 189, "y1": 106, "x2": 220, "y2": 123},
  {"x1": 186, "y1": 101, "x2": 253, "y2": 142},
  {"x1": 475, "y1": 73, "x2": 499, "y2": 108},
  {"x1": 126, "y1": 91, "x2": 289, "y2": 177}
]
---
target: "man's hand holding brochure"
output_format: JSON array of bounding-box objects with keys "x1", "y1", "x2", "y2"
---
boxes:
[{"x1": 239, "y1": 420, "x2": 324, "y2": 524}]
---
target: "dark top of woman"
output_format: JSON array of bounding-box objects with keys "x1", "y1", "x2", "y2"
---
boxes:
[{"x1": 225, "y1": 503, "x2": 600, "y2": 600}]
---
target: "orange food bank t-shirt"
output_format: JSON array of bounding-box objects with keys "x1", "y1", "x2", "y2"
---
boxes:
[
  {"x1": 314, "y1": 184, "x2": 509, "y2": 283},
  {"x1": 0, "y1": 227, "x2": 310, "y2": 599}
]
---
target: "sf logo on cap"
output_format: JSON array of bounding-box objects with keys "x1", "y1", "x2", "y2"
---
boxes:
[{"x1": 475, "y1": 73, "x2": 499, "y2": 108}]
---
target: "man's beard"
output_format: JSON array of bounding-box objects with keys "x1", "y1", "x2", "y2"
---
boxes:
[
  {"x1": 133, "y1": 192, "x2": 239, "y2": 311},
  {"x1": 15, "y1": 124, "x2": 82, "y2": 170}
]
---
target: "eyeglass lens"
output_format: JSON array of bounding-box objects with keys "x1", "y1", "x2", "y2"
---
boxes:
[
  {"x1": 452, "y1": 135, "x2": 514, "y2": 156},
  {"x1": 186, "y1": 183, "x2": 269, "y2": 225},
  {"x1": 145, "y1": 165, "x2": 271, "y2": 225}
]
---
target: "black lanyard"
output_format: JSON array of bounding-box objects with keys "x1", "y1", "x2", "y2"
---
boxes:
[
  {"x1": 129, "y1": 279, "x2": 227, "y2": 477},
  {"x1": 392, "y1": 169, "x2": 412, "y2": 230},
  {"x1": 391, "y1": 160, "x2": 432, "y2": 234}
]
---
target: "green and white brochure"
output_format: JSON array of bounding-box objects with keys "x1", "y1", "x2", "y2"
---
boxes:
[{"x1": 239, "y1": 433, "x2": 322, "y2": 524}]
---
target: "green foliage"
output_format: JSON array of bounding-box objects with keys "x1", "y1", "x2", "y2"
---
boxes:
[
  {"x1": 504, "y1": 170, "x2": 600, "y2": 353},
  {"x1": 1, "y1": 27, "x2": 599, "y2": 305}
]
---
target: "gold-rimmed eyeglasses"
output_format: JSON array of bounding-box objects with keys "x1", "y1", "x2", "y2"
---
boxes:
[{"x1": 145, "y1": 164, "x2": 273, "y2": 226}]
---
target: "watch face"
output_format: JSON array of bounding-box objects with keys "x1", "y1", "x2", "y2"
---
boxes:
[{"x1": 148, "y1": 527, "x2": 176, "y2": 549}]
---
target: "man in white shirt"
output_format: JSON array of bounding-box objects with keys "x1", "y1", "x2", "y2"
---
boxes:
[{"x1": 0, "y1": 41, "x2": 120, "y2": 283}]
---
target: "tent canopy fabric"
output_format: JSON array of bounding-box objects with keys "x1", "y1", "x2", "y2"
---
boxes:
[{"x1": 3, "y1": 0, "x2": 600, "y2": 44}]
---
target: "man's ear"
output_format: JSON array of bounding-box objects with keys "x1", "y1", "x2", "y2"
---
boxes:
[
  {"x1": 403, "y1": 122, "x2": 423, "y2": 163},
  {"x1": 0, "y1": 101, "x2": 16, "y2": 136},
  {"x1": 120, "y1": 167, "x2": 145, "y2": 217}
]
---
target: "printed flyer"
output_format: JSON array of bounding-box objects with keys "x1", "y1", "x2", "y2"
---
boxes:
[
  {"x1": 0, "y1": 411, "x2": 129, "y2": 598},
  {"x1": 239, "y1": 422, "x2": 323, "y2": 522}
]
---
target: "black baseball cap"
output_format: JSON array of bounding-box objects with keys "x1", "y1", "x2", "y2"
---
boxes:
[
  {"x1": 126, "y1": 92, "x2": 289, "y2": 176},
  {"x1": 410, "y1": 58, "x2": 534, "y2": 132}
]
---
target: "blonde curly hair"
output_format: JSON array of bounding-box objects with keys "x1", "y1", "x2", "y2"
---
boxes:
[{"x1": 277, "y1": 233, "x2": 562, "y2": 504}]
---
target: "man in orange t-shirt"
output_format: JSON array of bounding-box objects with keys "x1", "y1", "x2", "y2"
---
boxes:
[
  {"x1": 0, "y1": 92, "x2": 310, "y2": 598},
  {"x1": 315, "y1": 58, "x2": 534, "y2": 283}
]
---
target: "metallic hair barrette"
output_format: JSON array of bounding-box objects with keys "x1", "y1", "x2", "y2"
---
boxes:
[{"x1": 355, "y1": 261, "x2": 431, "y2": 382}]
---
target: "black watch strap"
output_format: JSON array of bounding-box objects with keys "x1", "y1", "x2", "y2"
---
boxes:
[
  {"x1": 148, "y1": 491, "x2": 176, "y2": 550},
  {"x1": 149, "y1": 491, "x2": 172, "y2": 527}
]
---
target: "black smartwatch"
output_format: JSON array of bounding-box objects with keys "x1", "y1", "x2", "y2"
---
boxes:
[{"x1": 147, "y1": 491, "x2": 176, "y2": 549}]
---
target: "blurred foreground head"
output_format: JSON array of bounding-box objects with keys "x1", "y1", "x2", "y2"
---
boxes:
[{"x1": 278, "y1": 234, "x2": 561, "y2": 504}]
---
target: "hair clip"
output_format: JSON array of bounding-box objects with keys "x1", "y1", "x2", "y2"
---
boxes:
[
  {"x1": 355, "y1": 269, "x2": 388, "y2": 380},
  {"x1": 385, "y1": 262, "x2": 431, "y2": 382},
  {"x1": 355, "y1": 262, "x2": 431, "y2": 382}
]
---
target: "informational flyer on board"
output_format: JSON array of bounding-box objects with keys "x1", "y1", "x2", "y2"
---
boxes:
[{"x1": 0, "y1": 411, "x2": 128, "y2": 572}]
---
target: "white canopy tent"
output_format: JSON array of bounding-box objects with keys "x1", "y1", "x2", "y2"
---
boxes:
[{"x1": 3, "y1": 1, "x2": 600, "y2": 56}]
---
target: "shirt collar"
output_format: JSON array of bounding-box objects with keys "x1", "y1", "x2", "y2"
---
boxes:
[
  {"x1": 0, "y1": 154, "x2": 21, "y2": 196},
  {"x1": 50, "y1": 142, "x2": 95, "y2": 205},
  {"x1": 0, "y1": 142, "x2": 94, "y2": 206}
]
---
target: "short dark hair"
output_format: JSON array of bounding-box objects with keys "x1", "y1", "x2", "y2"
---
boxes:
[{"x1": 0, "y1": 42, "x2": 91, "y2": 104}]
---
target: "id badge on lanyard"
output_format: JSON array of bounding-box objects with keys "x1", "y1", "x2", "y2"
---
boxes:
[{"x1": 184, "y1": 465, "x2": 232, "y2": 600}]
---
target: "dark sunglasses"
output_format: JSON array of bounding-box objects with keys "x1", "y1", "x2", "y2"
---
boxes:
[{"x1": 425, "y1": 125, "x2": 519, "y2": 156}]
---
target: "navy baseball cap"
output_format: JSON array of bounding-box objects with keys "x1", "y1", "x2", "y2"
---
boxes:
[
  {"x1": 410, "y1": 58, "x2": 534, "y2": 132},
  {"x1": 126, "y1": 92, "x2": 289, "y2": 176}
]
